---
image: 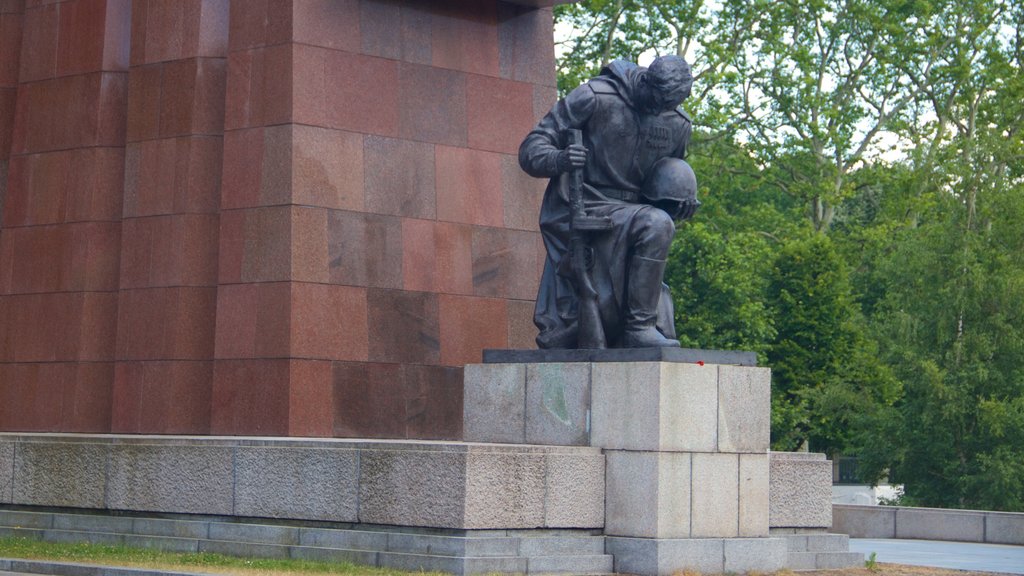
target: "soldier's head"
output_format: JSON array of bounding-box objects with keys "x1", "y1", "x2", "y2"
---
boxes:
[{"x1": 641, "y1": 55, "x2": 693, "y2": 113}]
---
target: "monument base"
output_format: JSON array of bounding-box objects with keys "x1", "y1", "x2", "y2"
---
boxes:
[{"x1": 606, "y1": 536, "x2": 788, "y2": 575}]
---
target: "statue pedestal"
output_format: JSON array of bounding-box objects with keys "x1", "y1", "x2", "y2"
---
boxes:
[{"x1": 463, "y1": 349, "x2": 788, "y2": 575}]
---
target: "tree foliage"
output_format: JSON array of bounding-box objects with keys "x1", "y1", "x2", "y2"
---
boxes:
[{"x1": 556, "y1": 0, "x2": 1024, "y2": 510}]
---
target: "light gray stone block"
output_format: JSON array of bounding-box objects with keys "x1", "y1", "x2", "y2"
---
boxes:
[
  {"x1": 0, "y1": 510, "x2": 53, "y2": 530},
  {"x1": 0, "y1": 442, "x2": 13, "y2": 503},
  {"x1": 13, "y1": 442, "x2": 107, "y2": 508},
  {"x1": 234, "y1": 447, "x2": 358, "y2": 522},
  {"x1": 525, "y1": 363, "x2": 591, "y2": 446},
  {"x1": 786, "y1": 550, "x2": 819, "y2": 570},
  {"x1": 986, "y1": 511, "x2": 1024, "y2": 545},
  {"x1": 53, "y1": 514, "x2": 133, "y2": 534},
  {"x1": 386, "y1": 533, "x2": 518, "y2": 557},
  {"x1": 359, "y1": 448, "x2": 469, "y2": 528},
  {"x1": 814, "y1": 551, "x2": 865, "y2": 569},
  {"x1": 718, "y1": 365, "x2": 771, "y2": 452},
  {"x1": 199, "y1": 539, "x2": 290, "y2": 559},
  {"x1": 723, "y1": 537, "x2": 788, "y2": 572},
  {"x1": 379, "y1": 551, "x2": 526, "y2": 575},
  {"x1": 527, "y1": 554, "x2": 613, "y2": 574},
  {"x1": 591, "y1": 362, "x2": 717, "y2": 451},
  {"x1": 299, "y1": 528, "x2": 389, "y2": 551},
  {"x1": 607, "y1": 537, "x2": 725, "y2": 576},
  {"x1": 605, "y1": 451, "x2": 690, "y2": 538},
  {"x1": 543, "y1": 452, "x2": 605, "y2": 528},
  {"x1": 464, "y1": 451, "x2": 546, "y2": 528},
  {"x1": 831, "y1": 505, "x2": 895, "y2": 538},
  {"x1": 691, "y1": 453, "x2": 739, "y2": 537},
  {"x1": 44, "y1": 529, "x2": 124, "y2": 546},
  {"x1": 123, "y1": 535, "x2": 200, "y2": 553},
  {"x1": 208, "y1": 523, "x2": 299, "y2": 546},
  {"x1": 0, "y1": 527, "x2": 44, "y2": 540},
  {"x1": 106, "y1": 444, "x2": 233, "y2": 515},
  {"x1": 770, "y1": 451, "x2": 833, "y2": 528},
  {"x1": 463, "y1": 363, "x2": 527, "y2": 444},
  {"x1": 131, "y1": 517, "x2": 209, "y2": 539},
  {"x1": 739, "y1": 453, "x2": 769, "y2": 537},
  {"x1": 518, "y1": 536, "x2": 605, "y2": 556},
  {"x1": 895, "y1": 507, "x2": 984, "y2": 542},
  {"x1": 289, "y1": 546, "x2": 379, "y2": 566},
  {"x1": 807, "y1": 532, "x2": 849, "y2": 551}
]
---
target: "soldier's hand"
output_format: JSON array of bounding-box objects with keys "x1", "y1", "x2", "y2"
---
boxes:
[
  {"x1": 557, "y1": 143, "x2": 588, "y2": 173},
  {"x1": 677, "y1": 198, "x2": 701, "y2": 221}
]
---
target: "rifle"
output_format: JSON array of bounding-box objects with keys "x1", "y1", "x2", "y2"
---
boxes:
[{"x1": 565, "y1": 129, "x2": 612, "y2": 349}]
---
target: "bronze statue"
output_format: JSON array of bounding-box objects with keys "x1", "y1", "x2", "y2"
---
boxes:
[{"x1": 519, "y1": 56, "x2": 699, "y2": 350}]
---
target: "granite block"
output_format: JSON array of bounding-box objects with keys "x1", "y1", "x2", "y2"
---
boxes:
[
  {"x1": 807, "y1": 533, "x2": 850, "y2": 552},
  {"x1": 517, "y1": 536, "x2": 605, "y2": 557},
  {"x1": 723, "y1": 537, "x2": 788, "y2": 572},
  {"x1": 527, "y1": 554, "x2": 613, "y2": 575},
  {"x1": 53, "y1": 514, "x2": 133, "y2": 535},
  {"x1": 691, "y1": 453, "x2": 739, "y2": 537},
  {"x1": 0, "y1": 441, "x2": 12, "y2": 503},
  {"x1": 769, "y1": 452, "x2": 833, "y2": 528},
  {"x1": 739, "y1": 453, "x2": 770, "y2": 537},
  {"x1": 986, "y1": 512, "x2": 1024, "y2": 545},
  {"x1": 464, "y1": 451, "x2": 545, "y2": 529},
  {"x1": 12, "y1": 442, "x2": 107, "y2": 508},
  {"x1": 591, "y1": 362, "x2": 717, "y2": 452},
  {"x1": 131, "y1": 517, "x2": 209, "y2": 540},
  {"x1": 199, "y1": 539, "x2": 289, "y2": 559},
  {"x1": 895, "y1": 507, "x2": 985, "y2": 542},
  {"x1": 543, "y1": 452, "x2": 605, "y2": 528},
  {"x1": 358, "y1": 448, "x2": 468, "y2": 528},
  {"x1": 123, "y1": 534, "x2": 200, "y2": 554},
  {"x1": 525, "y1": 362, "x2": 590, "y2": 446},
  {"x1": 106, "y1": 444, "x2": 233, "y2": 515},
  {"x1": 462, "y1": 363, "x2": 526, "y2": 443},
  {"x1": 607, "y1": 536, "x2": 725, "y2": 576},
  {"x1": 438, "y1": 294, "x2": 509, "y2": 366},
  {"x1": 386, "y1": 533, "x2": 517, "y2": 557},
  {"x1": 289, "y1": 546, "x2": 379, "y2": 566},
  {"x1": 0, "y1": 510, "x2": 52, "y2": 530},
  {"x1": 718, "y1": 364, "x2": 771, "y2": 452},
  {"x1": 233, "y1": 447, "x2": 359, "y2": 522},
  {"x1": 605, "y1": 451, "x2": 690, "y2": 538},
  {"x1": 208, "y1": 523, "x2": 299, "y2": 546},
  {"x1": 830, "y1": 504, "x2": 895, "y2": 538},
  {"x1": 44, "y1": 529, "x2": 124, "y2": 546},
  {"x1": 814, "y1": 551, "x2": 866, "y2": 569}
]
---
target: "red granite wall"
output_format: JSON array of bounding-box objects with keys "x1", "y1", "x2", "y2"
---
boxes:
[{"x1": 0, "y1": 0, "x2": 554, "y2": 439}]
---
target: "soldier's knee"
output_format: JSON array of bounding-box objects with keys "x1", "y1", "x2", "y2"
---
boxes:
[{"x1": 635, "y1": 207, "x2": 675, "y2": 246}]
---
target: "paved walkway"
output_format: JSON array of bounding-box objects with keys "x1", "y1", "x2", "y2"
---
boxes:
[{"x1": 851, "y1": 538, "x2": 1024, "y2": 574}]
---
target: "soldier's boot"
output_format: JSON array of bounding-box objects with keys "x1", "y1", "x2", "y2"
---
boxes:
[{"x1": 621, "y1": 255, "x2": 680, "y2": 348}]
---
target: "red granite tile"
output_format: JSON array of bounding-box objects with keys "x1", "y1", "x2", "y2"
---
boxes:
[
  {"x1": 115, "y1": 287, "x2": 168, "y2": 359},
  {"x1": 403, "y1": 363, "x2": 463, "y2": 440},
  {"x1": 80, "y1": 220, "x2": 121, "y2": 291},
  {"x1": 430, "y1": 0, "x2": 498, "y2": 77},
  {"x1": 435, "y1": 145, "x2": 503, "y2": 227},
  {"x1": 438, "y1": 293, "x2": 508, "y2": 366},
  {"x1": 399, "y1": 1, "x2": 432, "y2": 65},
  {"x1": 0, "y1": 0, "x2": 24, "y2": 13},
  {"x1": 467, "y1": 74, "x2": 535, "y2": 155},
  {"x1": 0, "y1": 232, "x2": 13, "y2": 294},
  {"x1": 290, "y1": 206, "x2": 328, "y2": 283},
  {"x1": 159, "y1": 58, "x2": 198, "y2": 137},
  {"x1": 197, "y1": 0, "x2": 229, "y2": 58},
  {"x1": 126, "y1": 138, "x2": 174, "y2": 216},
  {"x1": 77, "y1": 291, "x2": 117, "y2": 360},
  {"x1": 227, "y1": 0, "x2": 291, "y2": 52},
  {"x1": 3, "y1": 225, "x2": 63, "y2": 293},
  {"x1": 507, "y1": 298, "x2": 537, "y2": 349},
  {"x1": 56, "y1": 0, "x2": 108, "y2": 77},
  {"x1": 400, "y1": 218, "x2": 434, "y2": 292},
  {"x1": 0, "y1": 363, "x2": 67, "y2": 430},
  {"x1": 211, "y1": 358, "x2": 290, "y2": 435},
  {"x1": 359, "y1": 0, "x2": 400, "y2": 60},
  {"x1": 134, "y1": 0, "x2": 188, "y2": 64},
  {"x1": 243, "y1": 206, "x2": 291, "y2": 281},
  {"x1": 332, "y1": 361, "x2": 406, "y2": 438},
  {"x1": 126, "y1": 63, "x2": 161, "y2": 142},
  {"x1": 216, "y1": 209, "x2": 244, "y2": 283},
  {"x1": 501, "y1": 153, "x2": 544, "y2": 231},
  {"x1": 2, "y1": 156, "x2": 28, "y2": 226},
  {"x1": 367, "y1": 288, "x2": 439, "y2": 365},
  {"x1": 398, "y1": 62, "x2": 466, "y2": 147},
  {"x1": 291, "y1": 282, "x2": 367, "y2": 360},
  {"x1": 180, "y1": 135, "x2": 223, "y2": 212},
  {"x1": 118, "y1": 217, "x2": 152, "y2": 288},
  {"x1": 101, "y1": 0, "x2": 131, "y2": 70},
  {"x1": 223, "y1": 49, "x2": 251, "y2": 130},
  {"x1": 258, "y1": 123, "x2": 291, "y2": 206},
  {"x1": 289, "y1": 42, "x2": 324, "y2": 127},
  {"x1": 128, "y1": 0, "x2": 147, "y2": 64},
  {"x1": 259, "y1": 43, "x2": 292, "y2": 125},
  {"x1": 213, "y1": 282, "x2": 257, "y2": 357},
  {"x1": 435, "y1": 221, "x2": 474, "y2": 295},
  {"x1": 66, "y1": 147, "x2": 124, "y2": 222},
  {"x1": 97, "y1": 71, "x2": 128, "y2": 145},
  {"x1": 5, "y1": 151, "x2": 69, "y2": 226},
  {"x1": 472, "y1": 227, "x2": 543, "y2": 300},
  {"x1": 287, "y1": 359, "x2": 333, "y2": 436},
  {"x1": 0, "y1": 88, "x2": 16, "y2": 156},
  {"x1": 363, "y1": 135, "x2": 435, "y2": 218},
  {"x1": 0, "y1": 14, "x2": 23, "y2": 86},
  {"x1": 291, "y1": 125, "x2": 363, "y2": 210},
  {"x1": 497, "y1": 3, "x2": 555, "y2": 86},
  {"x1": 191, "y1": 57, "x2": 226, "y2": 134},
  {"x1": 254, "y1": 281, "x2": 291, "y2": 357},
  {"x1": 220, "y1": 127, "x2": 263, "y2": 208},
  {"x1": 18, "y1": 2, "x2": 57, "y2": 82},
  {"x1": 322, "y1": 49, "x2": 398, "y2": 137},
  {"x1": 112, "y1": 360, "x2": 213, "y2": 433},
  {"x1": 327, "y1": 210, "x2": 402, "y2": 289},
  {"x1": 62, "y1": 362, "x2": 114, "y2": 432},
  {"x1": 169, "y1": 286, "x2": 217, "y2": 359},
  {"x1": 292, "y1": 0, "x2": 358, "y2": 51},
  {"x1": 179, "y1": 213, "x2": 220, "y2": 285}
]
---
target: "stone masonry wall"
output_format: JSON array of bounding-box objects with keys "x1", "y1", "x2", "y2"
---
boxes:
[{"x1": 0, "y1": 0, "x2": 557, "y2": 439}]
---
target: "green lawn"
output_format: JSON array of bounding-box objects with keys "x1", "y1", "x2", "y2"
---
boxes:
[{"x1": 0, "y1": 536, "x2": 448, "y2": 576}]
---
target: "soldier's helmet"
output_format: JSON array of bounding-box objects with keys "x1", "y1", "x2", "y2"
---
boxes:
[{"x1": 641, "y1": 157, "x2": 700, "y2": 220}]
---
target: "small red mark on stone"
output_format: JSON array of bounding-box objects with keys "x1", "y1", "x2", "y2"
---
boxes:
[{"x1": 697, "y1": 361, "x2": 705, "y2": 366}]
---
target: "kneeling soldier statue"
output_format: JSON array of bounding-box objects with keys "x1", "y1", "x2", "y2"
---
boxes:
[{"x1": 519, "y1": 55, "x2": 700, "y2": 350}]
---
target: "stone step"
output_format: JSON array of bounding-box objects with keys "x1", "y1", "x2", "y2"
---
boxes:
[
  {"x1": 527, "y1": 554, "x2": 614, "y2": 574},
  {"x1": 0, "y1": 558, "x2": 217, "y2": 576},
  {"x1": 788, "y1": 551, "x2": 865, "y2": 571},
  {"x1": 780, "y1": 533, "x2": 851, "y2": 552}
]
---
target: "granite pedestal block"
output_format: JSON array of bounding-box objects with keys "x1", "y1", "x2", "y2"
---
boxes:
[
  {"x1": 606, "y1": 536, "x2": 788, "y2": 575},
  {"x1": 769, "y1": 451, "x2": 833, "y2": 528}
]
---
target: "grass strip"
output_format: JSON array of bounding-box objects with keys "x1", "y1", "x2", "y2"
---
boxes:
[{"x1": 0, "y1": 536, "x2": 447, "y2": 576}]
